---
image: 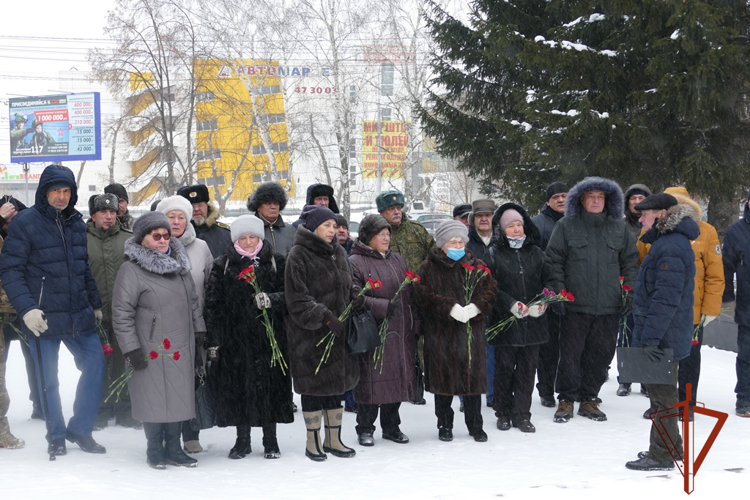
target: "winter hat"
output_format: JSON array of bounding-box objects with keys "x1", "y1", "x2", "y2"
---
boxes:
[
  {"x1": 230, "y1": 214, "x2": 265, "y2": 242},
  {"x1": 247, "y1": 182, "x2": 288, "y2": 212},
  {"x1": 376, "y1": 190, "x2": 405, "y2": 212},
  {"x1": 357, "y1": 214, "x2": 391, "y2": 246},
  {"x1": 133, "y1": 211, "x2": 171, "y2": 244},
  {"x1": 156, "y1": 195, "x2": 192, "y2": 221},
  {"x1": 434, "y1": 219, "x2": 469, "y2": 249},
  {"x1": 452, "y1": 203, "x2": 472, "y2": 218},
  {"x1": 499, "y1": 208, "x2": 524, "y2": 231},
  {"x1": 306, "y1": 183, "x2": 340, "y2": 214},
  {"x1": 634, "y1": 193, "x2": 678, "y2": 212},
  {"x1": 177, "y1": 184, "x2": 210, "y2": 204},
  {"x1": 335, "y1": 215, "x2": 348, "y2": 228},
  {"x1": 104, "y1": 183, "x2": 129, "y2": 203},
  {"x1": 298, "y1": 204, "x2": 336, "y2": 232},
  {"x1": 0, "y1": 195, "x2": 27, "y2": 212},
  {"x1": 150, "y1": 199, "x2": 162, "y2": 211},
  {"x1": 546, "y1": 182, "x2": 569, "y2": 201},
  {"x1": 47, "y1": 181, "x2": 73, "y2": 193},
  {"x1": 89, "y1": 193, "x2": 119, "y2": 215}
]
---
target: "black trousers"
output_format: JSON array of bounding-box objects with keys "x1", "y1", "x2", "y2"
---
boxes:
[
  {"x1": 646, "y1": 361, "x2": 683, "y2": 462},
  {"x1": 494, "y1": 344, "x2": 539, "y2": 421},
  {"x1": 356, "y1": 402, "x2": 401, "y2": 435},
  {"x1": 536, "y1": 312, "x2": 561, "y2": 398},
  {"x1": 2, "y1": 325, "x2": 40, "y2": 408},
  {"x1": 678, "y1": 323, "x2": 702, "y2": 407},
  {"x1": 301, "y1": 394, "x2": 342, "y2": 412},
  {"x1": 556, "y1": 312, "x2": 618, "y2": 402},
  {"x1": 434, "y1": 394, "x2": 482, "y2": 432}
]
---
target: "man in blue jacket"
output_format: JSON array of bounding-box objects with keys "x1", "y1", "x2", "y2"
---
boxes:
[
  {"x1": 625, "y1": 193, "x2": 698, "y2": 471},
  {"x1": 0, "y1": 165, "x2": 106, "y2": 457}
]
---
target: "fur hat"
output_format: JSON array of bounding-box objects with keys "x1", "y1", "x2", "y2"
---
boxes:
[
  {"x1": 89, "y1": 193, "x2": 119, "y2": 215},
  {"x1": 298, "y1": 204, "x2": 336, "y2": 232},
  {"x1": 499, "y1": 208, "x2": 524, "y2": 231},
  {"x1": 306, "y1": 183, "x2": 339, "y2": 214},
  {"x1": 177, "y1": 184, "x2": 210, "y2": 204},
  {"x1": 230, "y1": 214, "x2": 265, "y2": 242},
  {"x1": 357, "y1": 214, "x2": 391, "y2": 246},
  {"x1": 104, "y1": 183, "x2": 129, "y2": 203},
  {"x1": 156, "y1": 195, "x2": 193, "y2": 221},
  {"x1": 546, "y1": 182, "x2": 569, "y2": 201},
  {"x1": 453, "y1": 203, "x2": 472, "y2": 218},
  {"x1": 434, "y1": 219, "x2": 469, "y2": 249},
  {"x1": 376, "y1": 190, "x2": 405, "y2": 212},
  {"x1": 247, "y1": 182, "x2": 287, "y2": 212},
  {"x1": 133, "y1": 212, "x2": 171, "y2": 244}
]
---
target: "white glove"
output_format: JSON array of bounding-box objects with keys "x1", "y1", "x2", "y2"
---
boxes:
[
  {"x1": 528, "y1": 304, "x2": 547, "y2": 318},
  {"x1": 464, "y1": 303, "x2": 481, "y2": 319},
  {"x1": 510, "y1": 302, "x2": 529, "y2": 319},
  {"x1": 449, "y1": 303, "x2": 470, "y2": 323},
  {"x1": 23, "y1": 309, "x2": 48, "y2": 337},
  {"x1": 702, "y1": 314, "x2": 717, "y2": 327},
  {"x1": 254, "y1": 292, "x2": 272, "y2": 310},
  {"x1": 94, "y1": 309, "x2": 103, "y2": 323}
]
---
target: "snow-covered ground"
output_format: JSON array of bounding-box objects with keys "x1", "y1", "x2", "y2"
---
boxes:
[{"x1": 2, "y1": 344, "x2": 747, "y2": 499}]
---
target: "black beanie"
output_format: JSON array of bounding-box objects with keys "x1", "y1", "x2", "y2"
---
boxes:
[
  {"x1": 546, "y1": 182, "x2": 569, "y2": 201},
  {"x1": 298, "y1": 204, "x2": 336, "y2": 233},
  {"x1": 104, "y1": 183, "x2": 129, "y2": 203}
]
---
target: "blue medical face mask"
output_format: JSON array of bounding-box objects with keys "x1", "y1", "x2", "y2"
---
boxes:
[{"x1": 446, "y1": 247, "x2": 466, "y2": 261}]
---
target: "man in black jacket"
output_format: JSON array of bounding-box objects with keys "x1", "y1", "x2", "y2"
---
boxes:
[
  {"x1": 532, "y1": 182, "x2": 568, "y2": 251},
  {"x1": 177, "y1": 184, "x2": 232, "y2": 258}
]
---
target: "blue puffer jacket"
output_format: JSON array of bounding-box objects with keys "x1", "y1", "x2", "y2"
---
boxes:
[
  {"x1": 723, "y1": 196, "x2": 750, "y2": 326},
  {"x1": 0, "y1": 165, "x2": 101, "y2": 339},
  {"x1": 631, "y1": 204, "x2": 699, "y2": 361}
]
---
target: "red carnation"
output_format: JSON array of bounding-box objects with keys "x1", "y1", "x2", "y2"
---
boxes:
[
  {"x1": 619, "y1": 276, "x2": 625, "y2": 282},
  {"x1": 623, "y1": 285, "x2": 632, "y2": 292},
  {"x1": 567, "y1": 292, "x2": 575, "y2": 302},
  {"x1": 405, "y1": 270, "x2": 415, "y2": 280},
  {"x1": 102, "y1": 344, "x2": 114, "y2": 357},
  {"x1": 414, "y1": 275, "x2": 421, "y2": 283},
  {"x1": 462, "y1": 264, "x2": 475, "y2": 272},
  {"x1": 691, "y1": 339, "x2": 698, "y2": 346},
  {"x1": 367, "y1": 278, "x2": 383, "y2": 289},
  {"x1": 172, "y1": 351, "x2": 181, "y2": 361},
  {"x1": 149, "y1": 350, "x2": 159, "y2": 360},
  {"x1": 162, "y1": 338, "x2": 171, "y2": 350}
]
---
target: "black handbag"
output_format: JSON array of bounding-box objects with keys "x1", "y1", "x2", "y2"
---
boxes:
[
  {"x1": 189, "y1": 351, "x2": 215, "y2": 431},
  {"x1": 347, "y1": 308, "x2": 381, "y2": 353}
]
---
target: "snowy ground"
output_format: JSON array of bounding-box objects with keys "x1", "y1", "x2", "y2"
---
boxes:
[{"x1": 2, "y1": 344, "x2": 747, "y2": 499}]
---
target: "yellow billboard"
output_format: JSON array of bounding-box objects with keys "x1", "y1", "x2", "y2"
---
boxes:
[{"x1": 362, "y1": 121, "x2": 409, "y2": 179}]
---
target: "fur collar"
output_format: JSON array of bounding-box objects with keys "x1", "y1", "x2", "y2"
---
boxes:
[
  {"x1": 123, "y1": 236, "x2": 192, "y2": 275},
  {"x1": 565, "y1": 176, "x2": 624, "y2": 220},
  {"x1": 655, "y1": 203, "x2": 699, "y2": 235},
  {"x1": 292, "y1": 224, "x2": 338, "y2": 257}
]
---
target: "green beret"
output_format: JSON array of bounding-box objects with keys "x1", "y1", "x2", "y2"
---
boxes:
[{"x1": 376, "y1": 190, "x2": 405, "y2": 212}]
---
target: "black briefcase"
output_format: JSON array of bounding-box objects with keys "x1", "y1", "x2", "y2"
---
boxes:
[{"x1": 616, "y1": 347, "x2": 675, "y2": 385}]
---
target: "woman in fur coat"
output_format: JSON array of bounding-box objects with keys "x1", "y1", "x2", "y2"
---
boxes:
[
  {"x1": 204, "y1": 215, "x2": 293, "y2": 460},
  {"x1": 414, "y1": 220, "x2": 496, "y2": 443},
  {"x1": 285, "y1": 205, "x2": 360, "y2": 462}
]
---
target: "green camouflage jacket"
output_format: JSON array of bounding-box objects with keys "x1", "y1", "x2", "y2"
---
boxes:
[{"x1": 390, "y1": 217, "x2": 435, "y2": 273}]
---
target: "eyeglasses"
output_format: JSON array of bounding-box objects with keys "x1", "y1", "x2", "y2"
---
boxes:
[{"x1": 150, "y1": 232, "x2": 171, "y2": 241}]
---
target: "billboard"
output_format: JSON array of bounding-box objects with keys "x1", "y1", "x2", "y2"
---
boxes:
[
  {"x1": 362, "y1": 121, "x2": 409, "y2": 179},
  {"x1": 9, "y1": 92, "x2": 102, "y2": 163}
]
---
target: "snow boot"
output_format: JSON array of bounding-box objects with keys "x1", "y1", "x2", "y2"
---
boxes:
[
  {"x1": 262, "y1": 424, "x2": 280, "y2": 459},
  {"x1": 0, "y1": 417, "x2": 24, "y2": 449},
  {"x1": 626, "y1": 455, "x2": 675, "y2": 471},
  {"x1": 469, "y1": 427, "x2": 488, "y2": 442},
  {"x1": 303, "y1": 410, "x2": 327, "y2": 462},
  {"x1": 438, "y1": 427, "x2": 453, "y2": 441},
  {"x1": 553, "y1": 401, "x2": 574, "y2": 423},
  {"x1": 143, "y1": 423, "x2": 166, "y2": 469},
  {"x1": 736, "y1": 399, "x2": 750, "y2": 417},
  {"x1": 165, "y1": 423, "x2": 197, "y2": 468},
  {"x1": 496, "y1": 416, "x2": 511, "y2": 431},
  {"x1": 578, "y1": 399, "x2": 607, "y2": 421},
  {"x1": 322, "y1": 408, "x2": 355, "y2": 458},
  {"x1": 617, "y1": 383, "x2": 632, "y2": 396},
  {"x1": 228, "y1": 424, "x2": 251, "y2": 459},
  {"x1": 47, "y1": 438, "x2": 66, "y2": 456}
]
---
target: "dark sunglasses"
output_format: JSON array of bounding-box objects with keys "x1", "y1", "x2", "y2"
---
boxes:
[{"x1": 150, "y1": 232, "x2": 171, "y2": 241}]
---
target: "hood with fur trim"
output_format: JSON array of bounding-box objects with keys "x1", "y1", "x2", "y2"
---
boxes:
[
  {"x1": 641, "y1": 203, "x2": 700, "y2": 245},
  {"x1": 247, "y1": 182, "x2": 288, "y2": 212},
  {"x1": 663, "y1": 187, "x2": 702, "y2": 219},
  {"x1": 565, "y1": 176, "x2": 624, "y2": 220},
  {"x1": 490, "y1": 202, "x2": 540, "y2": 248},
  {"x1": 123, "y1": 236, "x2": 192, "y2": 276}
]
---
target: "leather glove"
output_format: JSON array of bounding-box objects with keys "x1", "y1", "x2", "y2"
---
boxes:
[
  {"x1": 124, "y1": 350, "x2": 148, "y2": 371},
  {"x1": 23, "y1": 309, "x2": 48, "y2": 337},
  {"x1": 702, "y1": 314, "x2": 717, "y2": 327},
  {"x1": 528, "y1": 304, "x2": 547, "y2": 318},
  {"x1": 464, "y1": 303, "x2": 481, "y2": 319},
  {"x1": 207, "y1": 346, "x2": 219, "y2": 362},
  {"x1": 620, "y1": 295, "x2": 634, "y2": 317},
  {"x1": 643, "y1": 345, "x2": 664, "y2": 363},
  {"x1": 254, "y1": 292, "x2": 271, "y2": 310},
  {"x1": 195, "y1": 331, "x2": 206, "y2": 349},
  {"x1": 510, "y1": 302, "x2": 529, "y2": 319},
  {"x1": 326, "y1": 315, "x2": 345, "y2": 337},
  {"x1": 94, "y1": 309, "x2": 103, "y2": 323},
  {"x1": 387, "y1": 301, "x2": 398, "y2": 318},
  {"x1": 352, "y1": 293, "x2": 366, "y2": 310},
  {"x1": 449, "y1": 303, "x2": 470, "y2": 323}
]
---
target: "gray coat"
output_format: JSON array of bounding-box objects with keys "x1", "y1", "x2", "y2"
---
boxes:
[{"x1": 112, "y1": 237, "x2": 206, "y2": 423}]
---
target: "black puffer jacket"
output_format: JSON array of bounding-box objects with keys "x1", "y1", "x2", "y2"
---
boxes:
[
  {"x1": 484, "y1": 203, "x2": 554, "y2": 346},
  {"x1": 531, "y1": 204, "x2": 564, "y2": 251}
]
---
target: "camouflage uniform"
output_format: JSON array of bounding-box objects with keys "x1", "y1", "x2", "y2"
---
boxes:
[
  {"x1": 389, "y1": 217, "x2": 435, "y2": 273},
  {"x1": 0, "y1": 236, "x2": 24, "y2": 449}
]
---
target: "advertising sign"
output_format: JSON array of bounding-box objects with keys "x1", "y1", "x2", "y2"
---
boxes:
[
  {"x1": 9, "y1": 92, "x2": 102, "y2": 163},
  {"x1": 362, "y1": 121, "x2": 409, "y2": 179}
]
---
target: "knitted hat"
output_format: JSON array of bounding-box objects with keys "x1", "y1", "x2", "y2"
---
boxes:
[
  {"x1": 357, "y1": 214, "x2": 391, "y2": 246},
  {"x1": 452, "y1": 203, "x2": 472, "y2": 218},
  {"x1": 104, "y1": 183, "x2": 129, "y2": 203},
  {"x1": 634, "y1": 193, "x2": 678, "y2": 212},
  {"x1": 47, "y1": 181, "x2": 73, "y2": 193},
  {"x1": 177, "y1": 184, "x2": 210, "y2": 204},
  {"x1": 247, "y1": 182, "x2": 288, "y2": 212},
  {"x1": 156, "y1": 195, "x2": 193, "y2": 221},
  {"x1": 376, "y1": 190, "x2": 405, "y2": 212},
  {"x1": 89, "y1": 193, "x2": 119, "y2": 215},
  {"x1": 434, "y1": 219, "x2": 469, "y2": 249},
  {"x1": 133, "y1": 211, "x2": 171, "y2": 244},
  {"x1": 546, "y1": 182, "x2": 569, "y2": 201},
  {"x1": 335, "y1": 215, "x2": 348, "y2": 228},
  {"x1": 499, "y1": 208, "x2": 524, "y2": 231},
  {"x1": 231, "y1": 214, "x2": 265, "y2": 242},
  {"x1": 298, "y1": 204, "x2": 336, "y2": 232}
]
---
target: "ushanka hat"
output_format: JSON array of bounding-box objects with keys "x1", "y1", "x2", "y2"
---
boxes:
[
  {"x1": 247, "y1": 182, "x2": 288, "y2": 212},
  {"x1": 177, "y1": 184, "x2": 210, "y2": 204},
  {"x1": 89, "y1": 193, "x2": 119, "y2": 215}
]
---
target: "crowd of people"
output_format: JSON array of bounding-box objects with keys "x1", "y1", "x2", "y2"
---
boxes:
[{"x1": 0, "y1": 164, "x2": 747, "y2": 473}]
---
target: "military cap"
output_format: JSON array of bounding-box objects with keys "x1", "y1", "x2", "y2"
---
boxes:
[{"x1": 376, "y1": 190, "x2": 405, "y2": 212}]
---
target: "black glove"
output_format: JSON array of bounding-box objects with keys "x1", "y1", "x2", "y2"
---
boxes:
[
  {"x1": 643, "y1": 345, "x2": 664, "y2": 363},
  {"x1": 326, "y1": 315, "x2": 345, "y2": 337},
  {"x1": 387, "y1": 301, "x2": 398, "y2": 318},
  {"x1": 550, "y1": 301, "x2": 565, "y2": 316},
  {"x1": 352, "y1": 293, "x2": 366, "y2": 311},
  {"x1": 620, "y1": 295, "x2": 634, "y2": 317},
  {"x1": 195, "y1": 331, "x2": 206, "y2": 349},
  {"x1": 124, "y1": 350, "x2": 148, "y2": 371}
]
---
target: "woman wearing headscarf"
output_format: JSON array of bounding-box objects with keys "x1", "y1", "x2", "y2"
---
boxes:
[
  {"x1": 112, "y1": 212, "x2": 206, "y2": 469},
  {"x1": 348, "y1": 215, "x2": 415, "y2": 447},
  {"x1": 414, "y1": 220, "x2": 496, "y2": 442},
  {"x1": 285, "y1": 204, "x2": 360, "y2": 461},
  {"x1": 204, "y1": 215, "x2": 293, "y2": 459}
]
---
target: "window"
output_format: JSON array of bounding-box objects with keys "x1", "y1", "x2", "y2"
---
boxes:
[
  {"x1": 252, "y1": 142, "x2": 289, "y2": 155},
  {"x1": 196, "y1": 91, "x2": 215, "y2": 102},
  {"x1": 349, "y1": 138, "x2": 356, "y2": 159},
  {"x1": 381, "y1": 63, "x2": 394, "y2": 96},
  {"x1": 252, "y1": 113, "x2": 286, "y2": 125},
  {"x1": 196, "y1": 149, "x2": 221, "y2": 162},
  {"x1": 349, "y1": 84, "x2": 357, "y2": 102},
  {"x1": 196, "y1": 119, "x2": 218, "y2": 132},
  {"x1": 380, "y1": 107, "x2": 391, "y2": 121},
  {"x1": 261, "y1": 84, "x2": 281, "y2": 95},
  {"x1": 89, "y1": 185, "x2": 96, "y2": 191}
]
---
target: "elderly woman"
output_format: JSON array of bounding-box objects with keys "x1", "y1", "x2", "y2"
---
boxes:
[
  {"x1": 414, "y1": 220, "x2": 496, "y2": 442},
  {"x1": 348, "y1": 215, "x2": 415, "y2": 447},
  {"x1": 285, "y1": 204, "x2": 360, "y2": 461},
  {"x1": 156, "y1": 195, "x2": 213, "y2": 453},
  {"x1": 112, "y1": 212, "x2": 206, "y2": 469},
  {"x1": 204, "y1": 215, "x2": 293, "y2": 460},
  {"x1": 483, "y1": 203, "x2": 554, "y2": 434}
]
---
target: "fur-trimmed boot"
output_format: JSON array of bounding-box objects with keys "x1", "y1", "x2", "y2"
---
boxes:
[
  {"x1": 303, "y1": 410, "x2": 326, "y2": 462},
  {"x1": 165, "y1": 423, "x2": 197, "y2": 468},
  {"x1": 323, "y1": 408, "x2": 355, "y2": 458}
]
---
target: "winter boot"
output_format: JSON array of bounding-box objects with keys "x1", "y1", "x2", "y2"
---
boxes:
[
  {"x1": 540, "y1": 395, "x2": 556, "y2": 408},
  {"x1": 578, "y1": 399, "x2": 607, "y2": 421},
  {"x1": 303, "y1": 410, "x2": 327, "y2": 462},
  {"x1": 322, "y1": 408, "x2": 356, "y2": 458},
  {"x1": 183, "y1": 440, "x2": 203, "y2": 453},
  {"x1": 143, "y1": 423, "x2": 166, "y2": 470},
  {"x1": 626, "y1": 455, "x2": 675, "y2": 471},
  {"x1": 30, "y1": 403, "x2": 44, "y2": 420},
  {"x1": 616, "y1": 383, "x2": 632, "y2": 396},
  {"x1": 0, "y1": 416, "x2": 24, "y2": 449},
  {"x1": 553, "y1": 401, "x2": 574, "y2": 423},
  {"x1": 92, "y1": 410, "x2": 111, "y2": 431},
  {"x1": 736, "y1": 399, "x2": 750, "y2": 417},
  {"x1": 228, "y1": 424, "x2": 251, "y2": 459},
  {"x1": 262, "y1": 424, "x2": 281, "y2": 459},
  {"x1": 164, "y1": 423, "x2": 197, "y2": 468}
]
